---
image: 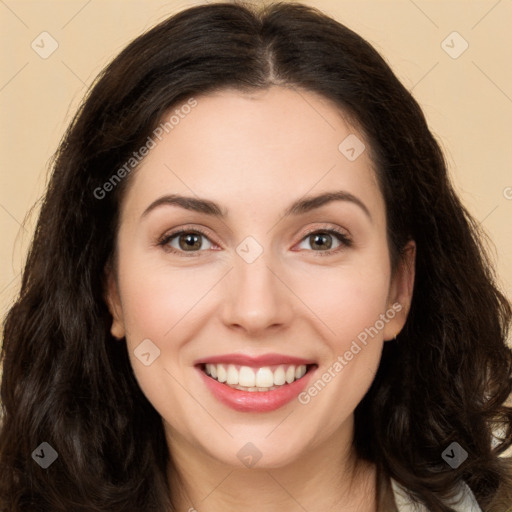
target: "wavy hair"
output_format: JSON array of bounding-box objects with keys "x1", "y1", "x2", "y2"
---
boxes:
[{"x1": 1, "y1": 2, "x2": 511, "y2": 511}]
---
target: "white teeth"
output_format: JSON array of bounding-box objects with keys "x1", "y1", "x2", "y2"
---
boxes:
[
  {"x1": 285, "y1": 366, "x2": 296, "y2": 384},
  {"x1": 295, "y1": 365, "x2": 306, "y2": 379},
  {"x1": 203, "y1": 363, "x2": 310, "y2": 390},
  {"x1": 255, "y1": 367, "x2": 274, "y2": 387},
  {"x1": 273, "y1": 366, "x2": 286, "y2": 385},
  {"x1": 238, "y1": 366, "x2": 255, "y2": 387},
  {"x1": 217, "y1": 364, "x2": 227, "y2": 383},
  {"x1": 226, "y1": 364, "x2": 239, "y2": 385}
]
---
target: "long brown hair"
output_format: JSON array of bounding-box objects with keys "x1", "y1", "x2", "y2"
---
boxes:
[{"x1": 1, "y1": 2, "x2": 511, "y2": 511}]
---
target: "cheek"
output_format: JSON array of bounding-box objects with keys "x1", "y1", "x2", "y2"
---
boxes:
[
  {"x1": 116, "y1": 258, "x2": 220, "y2": 413},
  {"x1": 117, "y1": 259, "x2": 220, "y2": 344},
  {"x1": 293, "y1": 267, "x2": 390, "y2": 433},
  {"x1": 293, "y1": 260, "x2": 391, "y2": 347},
  {"x1": 116, "y1": 261, "x2": 209, "y2": 430}
]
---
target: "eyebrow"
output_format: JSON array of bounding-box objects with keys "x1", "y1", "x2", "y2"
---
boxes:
[{"x1": 141, "y1": 190, "x2": 372, "y2": 221}]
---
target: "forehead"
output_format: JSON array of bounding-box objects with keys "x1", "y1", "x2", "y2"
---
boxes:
[{"x1": 122, "y1": 86, "x2": 383, "y2": 221}]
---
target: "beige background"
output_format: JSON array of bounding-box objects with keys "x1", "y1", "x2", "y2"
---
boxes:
[{"x1": 1, "y1": 0, "x2": 511, "y2": 333}]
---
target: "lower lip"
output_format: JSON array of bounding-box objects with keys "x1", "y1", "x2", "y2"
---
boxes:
[{"x1": 198, "y1": 366, "x2": 316, "y2": 412}]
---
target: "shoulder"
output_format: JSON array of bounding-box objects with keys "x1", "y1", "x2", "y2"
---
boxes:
[{"x1": 390, "y1": 477, "x2": 482, "y2": 511}]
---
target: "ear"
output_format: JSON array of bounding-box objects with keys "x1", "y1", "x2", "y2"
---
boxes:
[
  {"x1": 104, "y1": 264, "x2": 126, "y2": 340},
  {"x1": 383, "y1": 240, "x2": 416, "y2": 341}
]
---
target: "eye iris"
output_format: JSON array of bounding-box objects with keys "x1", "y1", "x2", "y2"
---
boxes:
[
  {"x1": 179, "y1": 233, "x2": 202, "y2": 251},
  {"x1": 311, "y1": 233, "x2": 332, "y2": 250}
]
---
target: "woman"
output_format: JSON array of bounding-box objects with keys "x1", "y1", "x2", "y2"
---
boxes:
[{"x1": 1, "y1": 2, "x2": 511, "y2": 511}]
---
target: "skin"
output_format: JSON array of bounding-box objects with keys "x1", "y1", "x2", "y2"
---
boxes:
[{"x1": 106, "y1": 86, "x2": 415, "y2": 511}]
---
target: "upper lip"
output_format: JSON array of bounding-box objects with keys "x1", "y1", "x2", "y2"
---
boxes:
[{"x1": 194, "y1": 353, "x2": 316, "y2": 367}]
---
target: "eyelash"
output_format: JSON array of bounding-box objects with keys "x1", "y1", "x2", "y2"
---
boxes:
[{"x1": 157, "y1": 226, "x2": 352, "y2": 258}]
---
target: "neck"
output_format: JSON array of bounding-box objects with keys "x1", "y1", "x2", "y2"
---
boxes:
[{"x1": 166, "y1": 421, "x2": 378, "y2": 512}]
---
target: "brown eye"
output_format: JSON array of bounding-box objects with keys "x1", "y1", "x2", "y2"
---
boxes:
[
  {"x1": 309, "y1": 233, "x2": 333, "y2": 251},
  {"x1": 160, "y1": 230, "x2": 214, "y2": 253},
  {"x1": 178, "y1": 233, "x2": 203, "y2": 251},
  {"x1": 296, "y1": 229, "x2": 351, "y2": 254}
]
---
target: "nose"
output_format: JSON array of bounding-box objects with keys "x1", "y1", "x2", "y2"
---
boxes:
[{"x1": 219, "y1": 252, "x2": 294, "y2": 336}]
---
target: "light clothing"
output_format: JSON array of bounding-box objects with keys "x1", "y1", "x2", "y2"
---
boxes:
[{"x1": 391, "y1": 478, "x2": 482, "y2": 511}]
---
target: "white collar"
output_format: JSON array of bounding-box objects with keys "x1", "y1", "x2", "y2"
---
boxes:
[{"x1": 390, "y1": 477, "x2": 482, "y2": 511}]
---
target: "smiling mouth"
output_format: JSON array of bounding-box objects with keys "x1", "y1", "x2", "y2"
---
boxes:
[{"x1": 200, "y1": 363, "x2": 317, "y2": 392}]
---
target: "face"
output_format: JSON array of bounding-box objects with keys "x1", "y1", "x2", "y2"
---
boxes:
[{"x1": 106, "y1": 86, "x2": 414, "y2": 470}]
